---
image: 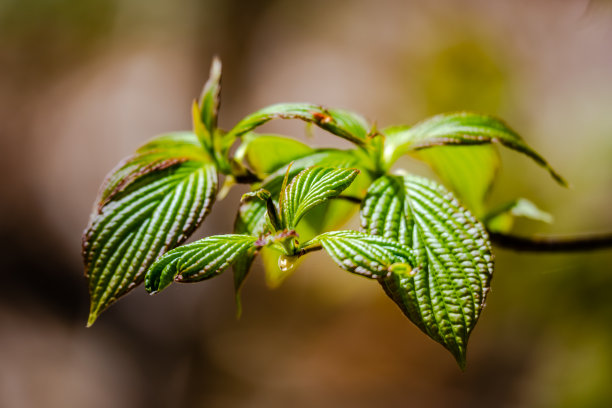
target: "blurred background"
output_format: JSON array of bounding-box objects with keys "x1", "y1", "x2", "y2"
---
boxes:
[{"x1": 1, "y1": 0, "x2": 612, "y2": 406}]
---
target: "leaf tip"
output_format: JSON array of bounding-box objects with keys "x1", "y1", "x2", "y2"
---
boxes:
[
  {"x1": 86, "y1": 311, "x2": 99, "y2": 328},
  {"x1": 448, "y1": 343, "x2": 468, "y2": 370},
  {"x1": 211, "y1": 55, "x2": 222, "y2": 73},
  {"x1": 550, "y1": 168, "x2": 569, "y2": 188},
  {"x1": 456, "y1": 355, "x2": 467, "y2": 371}
]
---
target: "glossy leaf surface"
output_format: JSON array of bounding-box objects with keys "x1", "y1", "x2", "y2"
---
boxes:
[
  {"x1": 280, "y1": 166, "x2": 360, "y2": 229},
  {"x1": 361, "y1": 173, "x2": 494, "y2": 367},
  {"x1": 98, "y1": 132, "x2": 207, "y2": 207},
  {"x1": 83, "y1": 133, "x2": 217, "y2": 326},
  {"x1": 306, "y1": 231, "x2": 415, "y2": 279},
  {"x1": 232, "y1": 149, "x2": 369, "y2": 294},
  {"x1": 145, "y1": 234, "x2": 258, "y2": 293}
]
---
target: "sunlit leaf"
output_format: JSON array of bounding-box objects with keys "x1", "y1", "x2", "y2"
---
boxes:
[
  {"x1": 361, "y1": 173, "x2": 494, "y2": 368},
  {"x1": 145, "y1": 234, "x2": 257, "y2": 294},
  {"x1": 232, "y1": 149, "x2": 369, "y2": 294},
  {"x1": 305, "y1": 230, "x2": 415, "y2": 279},
  {"x1": 98, "y1": 132, "x2": 207, "y2": 207},
  {"x1": 198, "y1": 56, "x2": 222, "y2": 136},
  {"x1": 383, "y1": 112, "x2": 566, "y2": 186},
  {"x1": 83, "y1": 132, "x2": 218, "y2": 325},
  {"x1": 280, "y1": 166, "x2": 359, "y2": 229},
  {"x1": 235, "y1": 133, "x2": 313, "y2": 176},
  {"x1": 227, "y1": 103, "x2": 370, "y2": 146}
]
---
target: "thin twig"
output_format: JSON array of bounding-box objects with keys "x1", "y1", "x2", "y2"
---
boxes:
[
  {"x1": 298, "y1": 243, "x2": 323, "y2": 257},
  {"x1": 330, "y1": 195, "x2": 612, "y2": 252},
  {"x1": 334, "y1": 195, "x2": 363, "y2": 204},
  {"x1": 488, "y1": 232, "x2": 612, "y2": 252}
]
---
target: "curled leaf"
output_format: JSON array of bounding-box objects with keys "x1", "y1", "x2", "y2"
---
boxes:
[
  {"x1": 305, "y1": 230, "x2": 415, "y2": 279},
  {"x1": 227, "y1": 103, "x2": 370, "y2": 146},
  {"x1": 383, "y1": 112, "x2": 566, "y2": 186},
  {"x1": 145, "y1": 234, "x2": 258, "y2": 293}
]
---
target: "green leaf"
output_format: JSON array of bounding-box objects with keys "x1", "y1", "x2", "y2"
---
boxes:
[
  {"x1": 261, "y1": 149, "x2": 373, "y2": 192},
  {"x1": 305, "y1": 231, "x2": 415, "y2": 279},
  {"x1": 414, "y1": 145, "x2": 500, "y2": 217},
  {"x1": 227, "y1": 103, "x2": 370, "y2": 146},
  {"x1": 232, "y1": 246, "x2": 258, "y2": 317},
  {"x1": 234, "y1": 133, "x2": 314, "y2": 176},
  {"x1": 485, "y1": 198, "x2": 553, "y2": 233},
  {"x1": 234, "y1": 149, "x2": 370, "y2": 238},
  {"x1": 241, "y1": 188, "x2": 282, "y2": 232},
  {"x1": 198, "y1": 56, "x2": 222, "y2": 136},
  {"x1": 98, "y1": 132, "x2": 208, "y2": 206},
  {"x1": 361, "y1": 173, "x2": 494, "y2": 368},
  {"x1": 231, "y1": 149, "x2": 370, "y2": 293},
  {"x1": 145, "y1": 234, "x2": 258, "y2": 294},
  {"x1": 383, "y1": 112, "x2": 566, "y2": 186},
  {"x1": 280, "y1": 166, "x2": 360, "y2": 229},
  {"x1": 83, "y1": 133, "x2": 218, "y2": 326},
  {"x1": 191, "y1": 57, "x2": 222, "y2": 154}
]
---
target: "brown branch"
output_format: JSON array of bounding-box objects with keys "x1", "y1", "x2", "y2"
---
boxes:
[
  {"x1": 327, "y1": 195, "x2": 612, "y2": 252},
  {"x1": 334, "y1": 195, "x2": 363, "y2": 204},
  {"x1": 488, "y1": 231, "x2": 612, "y2": 252}
]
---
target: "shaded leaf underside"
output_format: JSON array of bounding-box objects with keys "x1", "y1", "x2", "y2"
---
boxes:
[
  {"x1": 384, "y1": 112, "x2": 566, "y2": 186},
  {"x1": 414, "y1": 145, "x2": 500, "y2": 217}
]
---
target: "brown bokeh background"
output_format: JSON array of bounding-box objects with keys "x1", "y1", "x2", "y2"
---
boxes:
[{"x1": 1, "y1": 0, "x2": 612, "y2": 407}]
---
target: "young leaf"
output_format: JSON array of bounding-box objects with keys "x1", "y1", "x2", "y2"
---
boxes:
[
  {"x1": 198, "y1": 56, "x2": 222, "y2": 136},
  {"x1": 305, "y1": 231, "x2": 415, "y2": 279},
  {"x1": 234, "y1": 149, "x2": 370, "y2": 242},
  {"x1": 383, "y1": 112, "x2": 566, "y2": 186},
  {"x1": 232, "y1": 149, "x2": 370, "y2": 294},
  {"x1": 83, "y1": 133, "x2": 218, "y2": 326},
  {"x1": 413, "y1": 145, "x2": 500, "y2": 217},
  {"x1": 361, "y1": 173, "x2": 494, "y2": 368},
  {"x1": 145, "y1": 234, "x2": 258, "y2": 293},
  {"x1": 484, "y1": 198, "x2": 553, "y2": 233},
  {"x1": 280, "y1": 166, "x2": 360, "y2": 229},
  {"x1": 226, "y1": 103, "x2": 370, "y2": 146}
]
